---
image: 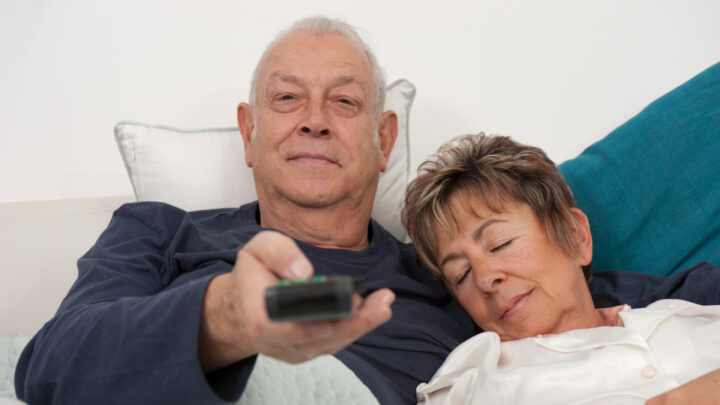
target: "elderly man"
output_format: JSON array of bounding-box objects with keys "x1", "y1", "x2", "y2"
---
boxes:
[
  {"x1": 13, "y1": 16, "x2": 714, "y2": 405},
  {"x1": 15, "y1": 17, "x2": 476, "y2": 405}
]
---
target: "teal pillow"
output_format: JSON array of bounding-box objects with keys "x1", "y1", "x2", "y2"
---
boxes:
[{"x1": 559, "y1": 62, "x2": 720, "y2": 276}]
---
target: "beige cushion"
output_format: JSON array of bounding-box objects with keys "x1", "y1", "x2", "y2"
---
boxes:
[{"x1": 0, "y1": 196, "x2": 134, "y2": 335}]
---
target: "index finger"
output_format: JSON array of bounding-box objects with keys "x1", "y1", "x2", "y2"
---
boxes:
[{"x1": 243, "y1": 231, "x2": 313, "y2": 280}]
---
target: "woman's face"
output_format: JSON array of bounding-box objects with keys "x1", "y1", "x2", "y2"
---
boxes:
[{"x1": 434, "y1": 194, "x2": 596, "y2": 341}]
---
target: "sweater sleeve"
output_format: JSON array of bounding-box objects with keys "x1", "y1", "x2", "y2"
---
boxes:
[
  {"x1": 14, "y1": 203, "x2": 255, "y2": 405},
  {"x1": 590, "y1": 262, "x2": 720, "y2": 308}
]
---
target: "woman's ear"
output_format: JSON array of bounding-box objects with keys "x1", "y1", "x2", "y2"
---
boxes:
[{"x1": 570, "y1": 208, "x2": 593, "y2": 266}]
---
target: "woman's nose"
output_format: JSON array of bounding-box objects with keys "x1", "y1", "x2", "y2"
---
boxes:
[{"x1": 471, "y1": 261, "x2": 507, "y2": 293}]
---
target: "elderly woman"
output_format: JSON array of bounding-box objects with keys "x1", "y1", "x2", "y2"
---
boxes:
[{"x1": 402, "y1": 134, "x2": 720, "y2": 405}]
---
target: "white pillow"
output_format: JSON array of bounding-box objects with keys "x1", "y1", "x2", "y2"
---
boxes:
[{"x1": 115, "y1": 79, "x2": 415, "y2": 242}]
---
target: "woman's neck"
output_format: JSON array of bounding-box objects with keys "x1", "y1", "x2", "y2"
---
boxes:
[{"x1": 596, "y1": 304, "x2": 630, "y2": 327}]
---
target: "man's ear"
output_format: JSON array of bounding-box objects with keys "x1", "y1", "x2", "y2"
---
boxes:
[
  {"x1": 377, "y1": 110, "x2": 398, "y2": 172},
  {"x1": 570, "y1": 208, "x2": 593, "y2": 266},
  {"x1": 237, "y1": 103, "x2": 254, "y2": 168}
]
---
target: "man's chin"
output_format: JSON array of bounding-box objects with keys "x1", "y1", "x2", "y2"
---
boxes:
[
  {"x1": 287, "y1": 194, "x2": 342, "y2": 209},
  {"x1": 261, "y1": 175, "x2": 372, "y2": 210}
]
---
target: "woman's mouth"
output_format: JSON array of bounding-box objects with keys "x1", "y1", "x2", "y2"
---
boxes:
[{"x1": 499, "y1": 290, "x2": 533, "y2": 320}]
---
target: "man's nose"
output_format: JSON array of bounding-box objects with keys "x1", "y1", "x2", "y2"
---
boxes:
[
  {"x1": 300, "y1": 99, "x2": 330, "y2": 137},
  {"x1": 471, "y1": 260, "x2": 507, "y2": 294}
]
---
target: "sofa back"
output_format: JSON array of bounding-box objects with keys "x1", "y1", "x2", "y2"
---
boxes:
[{"x1": 0, "y1": 196, "x2": 133, "y2": 335}]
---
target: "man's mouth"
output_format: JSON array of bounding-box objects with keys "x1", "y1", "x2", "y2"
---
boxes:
[
  {"x1": 288, "y1": 153, "x2": 339, "y2": 166},
  {"x1": 499, "y1": 290, "x2": 533, "y2": 320}
]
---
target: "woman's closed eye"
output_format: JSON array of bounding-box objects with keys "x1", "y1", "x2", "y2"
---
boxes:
[
  {"x1": 456, "y1": 267, "x2": 471, "y2": 287},
  {"x1": 490, "y1": 240, "x2": 512, "y2": 253}
]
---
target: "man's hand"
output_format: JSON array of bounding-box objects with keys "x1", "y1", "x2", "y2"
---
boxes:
[
  {"x1": 198, "y1": 231, "x2": 395, "y2": 372},
  {"x1": 646, "y1": 369, "x2": 720, "y2": 405}
]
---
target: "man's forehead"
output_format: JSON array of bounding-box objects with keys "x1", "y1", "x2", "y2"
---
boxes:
[
  {"x1": 260, "y1": 31, "x2": 373, "y2": 82},
  {"x1": 270, "y1": 30, "x2": 365, "y2": 56}
]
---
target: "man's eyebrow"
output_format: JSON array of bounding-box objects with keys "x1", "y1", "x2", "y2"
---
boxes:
[
  {"x1": 273, "y1": 74, "x2": 301, "y2": 84},
  {"x1": 332, "y1": 75, "x2": 365, "y2": 88},
  {"x1": 270, "y1": 74, "x2": 366, "y2": 90},
  {"x1": 438, "y1": 219, "x2": 506, "y2": 268}
]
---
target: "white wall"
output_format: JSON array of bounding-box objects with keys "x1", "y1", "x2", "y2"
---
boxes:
[{"x1": 1, "y1": 0, "x2": 719, "y2": 203}]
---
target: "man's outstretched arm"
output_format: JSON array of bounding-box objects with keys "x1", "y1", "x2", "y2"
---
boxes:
[
  {"x1": 14, "y1": 203, "x2": 252, "y2": 404},
  {"x1": 15, "y1": 203, "x2": 395, "y2": 404},
  {"x1": 198, "y1": 230, "x2": 395, "y2": 371}
]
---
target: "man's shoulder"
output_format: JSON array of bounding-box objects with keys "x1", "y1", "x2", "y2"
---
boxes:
[
  {"x1": 109, "y1": 201, "x2": 188, "y2": 230},
  {"x1": 115, "y1": 200, "x2": 186, "y2": 216},
  {"x1": 114, "y1": 201, "x2": 255, "y2": 222},
  {"x1": 109, "y1": 201, "x2": 258, "y2": 238}
]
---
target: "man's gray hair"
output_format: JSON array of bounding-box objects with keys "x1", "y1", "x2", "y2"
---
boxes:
[{"x1": 249, "y1": 16, "x2": 387, "y2": 119}]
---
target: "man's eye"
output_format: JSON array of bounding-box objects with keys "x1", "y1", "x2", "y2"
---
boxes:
[
  {"x1": 490, "y1": 240, "x2": 512, "y2": 253},
  {"x1": 278, "y1": 94, "x2": 295, "y2": 101},
  {"x1": 336, "y1": 97, "x2": 358, "y2": 106}
]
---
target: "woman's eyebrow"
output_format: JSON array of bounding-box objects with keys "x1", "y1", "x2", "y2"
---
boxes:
[
  {"x1": 439, "y1": 252, "x2": 461, "y2": 268},
  {"x1": 472, "y1": 219, "x2": 505, "y2": 242}
]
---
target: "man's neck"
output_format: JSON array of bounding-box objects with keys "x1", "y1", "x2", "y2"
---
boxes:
[{"x1": 256, "y1": 198, "x2": 372, "y2": 251}]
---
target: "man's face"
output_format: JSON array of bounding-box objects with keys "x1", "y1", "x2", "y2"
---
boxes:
[{"x1": 239, "y1": 31, "x2": 393, "y2": 210}]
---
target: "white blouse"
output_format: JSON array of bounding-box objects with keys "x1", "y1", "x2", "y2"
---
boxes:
[{"x1": 417, "y1": 299, "x2": 720, "y2": 405}]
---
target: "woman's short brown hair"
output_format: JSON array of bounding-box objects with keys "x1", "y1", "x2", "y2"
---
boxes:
[{"x1": 402, "y1": 133, "x2": 592, "y2": 290}]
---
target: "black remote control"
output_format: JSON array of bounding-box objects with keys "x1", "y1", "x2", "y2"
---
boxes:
[{"x1": 265, "y1": 275, "x2": 365, "y2": 322}]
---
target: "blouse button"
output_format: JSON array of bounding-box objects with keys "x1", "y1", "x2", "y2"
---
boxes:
[{"x1": 641, "y1": 365, "x2": 657, "y2": 379}]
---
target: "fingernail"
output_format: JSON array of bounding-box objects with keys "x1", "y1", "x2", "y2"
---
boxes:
[
  {"x1": 288, "y1": 258, "x2": 309, "y2": 279},
  {"x1": 381, "y1": 291, "x2": 395, "y2": 306}
]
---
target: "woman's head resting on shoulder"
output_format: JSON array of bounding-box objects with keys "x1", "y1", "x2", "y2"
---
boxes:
[{"x1": 402, "y1": 134, "x2": 615, "y2": 341}]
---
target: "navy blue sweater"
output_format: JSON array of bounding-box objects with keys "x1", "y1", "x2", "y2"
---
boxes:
[{"x1": 15, "y1": 202, "x2": 720, "y2": 404}]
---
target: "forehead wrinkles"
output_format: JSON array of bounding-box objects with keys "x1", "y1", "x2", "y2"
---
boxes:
[
  {"x1": 268, "y1": 72, "x2": 369, "y2": 97},
  {"x1": 258, "y1": 32, "x2": 374, "y2": 100}
]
